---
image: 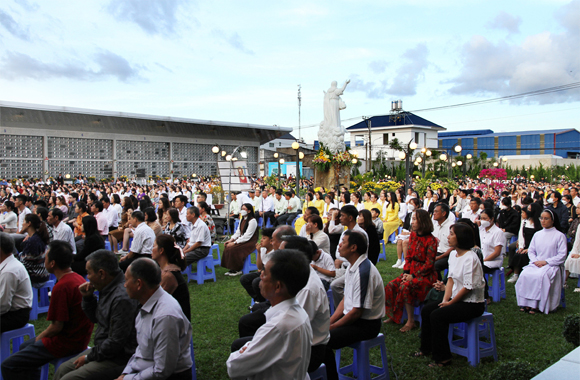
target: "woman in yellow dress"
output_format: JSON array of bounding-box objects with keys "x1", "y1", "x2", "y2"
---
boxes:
[
  {"x1": 303, "y1": 192, "x2": 315, "y2": 210},
  {"x1": 314, "y1": 191, "x2": 325, "y2": 215},
  {"x1": 367, "y1": 192, "x2": 380, "y2": 212},
  {"x1": 383, "y1": 191, "x2": 402, "y2": 242},
  {"x1": 363, "y1": 192, "x2": 373, "y2": 211}
]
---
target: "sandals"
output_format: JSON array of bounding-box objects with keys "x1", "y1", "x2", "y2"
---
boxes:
[{"x1": 428, "y1": 360, "x2": 452, "y2": 368}]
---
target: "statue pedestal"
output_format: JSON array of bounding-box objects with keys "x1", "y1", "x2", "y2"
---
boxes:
[{"x1": 314, "y1": 166, "x2": 351, "y2": 191}]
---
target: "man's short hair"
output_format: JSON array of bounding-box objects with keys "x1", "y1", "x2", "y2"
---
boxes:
[
  {"x1": 101, "y1": 197, "x2": 110, "y2": 204},
  {"x1": 197, "y1": 193, "x2": 207, "y2": 200},
  {"x1": 340, "y1": 205, "x2": 358, "y2": 221},
  {"x1": 470, "y1": 197, "x2": 482, "y2": 206},
  {"x1": 275, "y1": 190, "x2": 283, "y2": 196},
  {"x1": 0, "y1": 232, "x2": 15, "y2": 255},
  {"x1": 50, "y1": 208, "x2": 64, "y2": 221},
  {"x1": 34, "y1": 199, "x2": 47, "y2": 208},
  {"x1": 47, "y1": 240, "x2": 74, "y2": 269},
  {"x1": 268, "y1": 249, "x2": 310, "y2": 297},
  {"x1": 371, "y1": 208, "x2": 381, "y2": 216},
  {"x1": 187, "y1": 206, "x2": 200, "y2": 218},
  {"x1": 15, "y1": 194, "x2": 27, "y2": 203},
  {"x1": 131, "y1": 210, "x2": 145, "y2": 222},
  {"x1": 176, "y1": 195, "x2": 188, "y2": 204},
  {"x1": 93, "y1": 201, "x2": 104, "y2": 212},
  {"x1": 435, "y1": 203, "x2": 450, "y2": 218},
  {"x1": 281, "y1": 236, "x2": 314, "y2": 261},
  {"x1": 343, "y1": 230, "x2": 367, "y2": 256},
  {"x1": 128, "y1": 258, "x2": 161, "y2": 288},
  {"x1": 284, "y1": 191, "x2": 292, "y2": 197},
  {"x1": 306, "y1": 206, "x2": 320, "y2": 216},
  {"x1": 86, "y1": 249, "x2": 121, "y2": 277},
  {"x1": 275, "y1": 225, "x2": 297, "y2": 238}
]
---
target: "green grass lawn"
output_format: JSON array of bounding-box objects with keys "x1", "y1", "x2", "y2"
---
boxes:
[{"x1": 31, "y1": 242, "x2": 579, "y2": 380}]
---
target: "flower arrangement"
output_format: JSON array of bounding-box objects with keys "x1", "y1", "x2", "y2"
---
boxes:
[
  {"x1": 479, "y1": 168, "x2": 507, "y2": 181},
  {"x1": 312, "y1": 143, "x2": 355, "y2": 172}
]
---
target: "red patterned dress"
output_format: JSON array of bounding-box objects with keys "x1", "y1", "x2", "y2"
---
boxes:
[{"x1": 384, "y1": 232, "x2": 438, "y2": 323}]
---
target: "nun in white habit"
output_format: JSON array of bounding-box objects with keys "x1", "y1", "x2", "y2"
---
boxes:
[{"x1": 515, "y1": 209, "x2": 567, "y2": 314}]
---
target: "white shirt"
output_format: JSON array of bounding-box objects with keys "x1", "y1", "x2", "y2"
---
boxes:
[
  {"x1": 479, "y1": 224, "x2": 505, "y2": 269},
  {"x1": 274, "y1": 198, "x2": 288, "y2": 215},
  {"x1": 260, "y1": 248, "x2": 273, "y2": 267},
  {"x1": 232, "y1": 218, "x2": 258, "y2": 244},
  {"x1": 573, "y1": 196, "x2": 580, "y2": 207},
  {"x1": 309, "y1": 230, "x2": 331, "y2": 254},
  {"x1": 432, "y1": 215, "x2": 455, "y2": 254},
  {"x1": 226, "y1": 298, "x2": 312, "y2": 380},
  {"x1": 17, "y1": 207, "x2": 31, "y2": 231},
  {"x1": 105, "y1": 205, "x2": 119, "y2": 228},
  {"x1": 229, "y1": 199, "x2": 240, "y2": 215},
  {"x1": 462, "y1": 209, "x2": 481, "y2": 223},
  {"x1": 177, "y1": 207, "x2": 191, "y2": 238},
  {"x1": 288, "y1": 196, "x2": 301, "y2": 213},
  {"x1": 343, "y1": 255, "x2": 385, "y2": 320},
  {"x1": 0, "y1": 254, "x2": 33, "y2": 312},
  {"x1": 256, "y1": 196, "x2": 274, "y2": 213},
  {"x1": 131, "y1": 222, "x2": 156, "y2": 255},
  {"x1": 336, "y1": 225, "x2": 369, "y2": 261},
  {"x1": 312, "y1": 251, "x2": 335, "y2": 283},
  {"x1": 0, "y1": 211, "x2": 18, "y2": 230},
  {"x1": 53, "y1": 221, "x2": 77, "y2": 254},
  {"x1": 295, "y1": 267, "x2": 330, "y2": 346},
  {"x1": 113, "y1": 203, "x2": 123, "y2": 220},
  {"x1": 187, "y1": 218, "x2": 212, "y2": 248},
  {"x1": 238, "y1": 192, "x2": 252, "y2": 207},
  {"x1": 447, "y1": 250, "x2": 486, "y2": 303}
]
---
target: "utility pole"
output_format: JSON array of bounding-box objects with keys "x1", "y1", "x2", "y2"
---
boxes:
[
  {"x1": 298, "y1": 85, "x2": 302, "y2": 141},
  {"x1": 362, "y1": 116, "x2": 371, "y2": 172}
]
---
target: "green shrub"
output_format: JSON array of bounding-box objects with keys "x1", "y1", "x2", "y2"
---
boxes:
[
  {"x1": 563, "y1": 313, "x2": 580, "y2": 346},
  {"x1": 488, "y1": 361, "x2": 540, "y2": 380}
]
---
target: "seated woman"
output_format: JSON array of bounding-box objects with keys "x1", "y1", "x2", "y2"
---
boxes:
[
  {"x1": 565, "y1": 204, "x2": 580, "y2": 292},
  {"x1": 162, "y1": 208, "x2": 189, "y2": 248},
  {"x1": 143, "y1": 207, "x2": 162, "y2": 236},
  {"x1": 323, "y1": 208, "x2": 342, "y2": 259},
  {"x1": 72, "y1": 215, "x2": 105, "y2": 276},
  {"x1": 382, "y1": 191, "x2": 401, "y2": 242},
  {"x1": 479, "y1": 208, "x2": 505, "y2": 303},
  {"x1": 108, "y1": 197, "x2": 132, "y2": 253},
  {"x1": 393, "y1": 197, "x2": 421, "y2": 269},
  {"x1": 384, "y1": 209, "x2": 438, "y2": 332},
  {"x1": 0, "y1": 200, "x2": 18, "y2": 233},
  {"x1": 221, "y1": 203, "x2": 259, "y2": 276},
  {"x1": 357, "y1": 209, "x2": 380, "y2": 264},
  {"x1": 515, "y1": 210, "x2": 568, "y2": 314},
  {"x1": 19, "y1": 214, "x2": 50, "y2": 287},
  {"x1": 198, "y1": 201, "x2": 216, "y2": 244},
  {"x1": 507, "y1": 203, "x2": 542, "y2": 283},
  {"x1": 240, "y1": 228, "x2": 275, "y2": 303},
  {"x1": 152, "y1": 234, "x2": 191, "y2": 321},
  {"x1": 413, "y1": 223, "x2": 486, "y2": 367}
]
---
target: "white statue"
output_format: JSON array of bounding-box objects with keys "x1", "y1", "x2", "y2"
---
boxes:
[{"x1": 318, "y1": 79, "x2": 350, "y2": 153}]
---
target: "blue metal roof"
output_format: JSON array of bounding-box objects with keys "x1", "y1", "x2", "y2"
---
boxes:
[
  {"x1": 347, "y1": 112, "x2": 444, "y2": 131},
  {"x1": 438, "y1": 129, "x2": 577, "y2": 139},
  {"x1": 438, "y1": 130, "x2": 493, "y2": 138}
]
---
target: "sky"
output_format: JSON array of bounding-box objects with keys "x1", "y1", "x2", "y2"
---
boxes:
[{"x1": 0, "y1": 0, "x2": 579, "y2": 144}]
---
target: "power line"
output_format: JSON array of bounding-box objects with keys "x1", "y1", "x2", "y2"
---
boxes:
[{"x1": 295, "y1": 81, "x2": 580, "y2": 131}]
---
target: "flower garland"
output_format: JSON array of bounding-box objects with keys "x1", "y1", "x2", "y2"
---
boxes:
[{"x1": 312, "y1": 143, "x2": 355, "y2": 172}]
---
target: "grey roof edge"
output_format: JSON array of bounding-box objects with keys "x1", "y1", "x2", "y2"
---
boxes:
[{"x1": 0, "y1": 100, "x2": 292, "y2": 133}]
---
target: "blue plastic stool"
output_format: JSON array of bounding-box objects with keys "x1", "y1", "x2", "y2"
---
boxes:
[
  {"x1": 309, "y1": 363, "x2": 327, "y2": 380},
  {"x1": 242, "y1": 250, "x2": 259, "y2": 275},
  {"x1": 560, "y1": 287, "x2": 566, "y2": 309},
  {"x1": 190, "y1": 337, "x2": 197, "y2": 380},
  {"x1": 185, "y1": 256, "x2": 216, "y2": 285},
  {"x1": 257, "y1": 217, "x2": 263, "y2": 227},
  {"x1": 265, "y1": 219, "x2": 274, "y2": 228},
  {"x1": 388, "y1": 231, "x2": 397, "y2": 244},
  {"x1": 400, "y1": 302, "x2": 423, "y2": 327},
  {"x1": 327, "y1": 288, "x2": 335, "y2": 315},
  {"x1": 30, "y1": 280, "x2": 56, "y2": 320},
  {"x1": 210, "y1": 244, "x2": 221, "y2": 267},
  {"x1": 377, "y1": 240, "x2": 386, "y2": 261},
  {"x1": 448, "y1": 312, "x2": 498, "y2": 367},
  {"x1": 0, "y1": 323, "x2": 36, "y2": 380},
  {"x1": 485, "y1": 267, "x2": 506, "y2": 302},
  {"x1": 234, "y1": 219, "x2": 240, "y2": 233},
  {"x1": 104, "y1": 240, "x2": 111, "y2": 250},
  {"x1": 335, "y1": 333, "x2": 390, "y2": 380},
  {"x1": 40, "y1": 352, "x2": 82, "y2": 380}
]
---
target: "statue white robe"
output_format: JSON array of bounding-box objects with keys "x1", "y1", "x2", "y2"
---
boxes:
[
  {"x1": 318, "y1": 80, "x2": 349, "y2": 153},
  {"x1": 515, "y1": 227, "x2": 567, "y2": 314}
]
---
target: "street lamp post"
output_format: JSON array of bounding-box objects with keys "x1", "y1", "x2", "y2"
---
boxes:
[
  {"x1": 292, "y1": 141, "x2": 303, "y2": 199},
  {"x1": 420, "y1": 147, "x2": 431, "y2": 177},
  {"x1": 439, "y1": 144, "x2": 462, "y2": 179},
  {"x1": 399, "y1": 139, "x2": 418, "y2": 192},
  {"x1": 273, "y1": 152, "x2": 280, "y2": 184},
  {"x1": 464, "y1": 153, "x2": 472, "y2": 178}
]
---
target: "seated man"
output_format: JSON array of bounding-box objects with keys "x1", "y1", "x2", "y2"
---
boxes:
[
  {"x1": 48, "y1": 208, "x2": 77, "y2": 254},
  {"x1": 2, "y1": 241, "x2": 94, "y2": 380},
  {"x1": 305, "y1": 214, "x2": 330, "y2": 254},
  {"x1": 0, "y1": 232, "x2": 33, "y2": 333},
  {"x1": 182, "y1": 206, "x2": 212, "y2": 266},
  {"x1": 227, "y1": 249, "x2": 312, "y2": 379},
  {"x1": 119, "y1": 211, "x2": 156, "y2": 272},
  {"x1": 255, "y1": 190, "x2": 275, "y2": 227},
  {"x1": 120, "y1": 258, "x2": 192, "y2": 379},
  {"x1": 54, "y1": 250, "x2": 140, "y2": 380},
  {"x1": 323, "y1": 231, "x2": 385, "y2": 380},
  {"x1": 275, "y1": 191, "x2": 300, "y2": 226}
]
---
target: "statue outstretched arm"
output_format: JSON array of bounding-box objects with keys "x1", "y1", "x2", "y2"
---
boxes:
[{"x1": 337, "y1": 79, "x2": 350, "y2": 95}]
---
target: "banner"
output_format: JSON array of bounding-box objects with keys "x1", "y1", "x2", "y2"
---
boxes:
[{"x1": 218, "y1": 160, "x2": 252, "y2": 193}]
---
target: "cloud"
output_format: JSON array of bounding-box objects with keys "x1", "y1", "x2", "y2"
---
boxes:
[
  {"x1": 0, "y1": 9, "x2": 30, "y2": 40},
  {"x1": 448, "y1": 0, "x2": 580, "y2": 104},
  {"x1": 14, "y1": 0, "x2": 39, "y2": 12},
  {"x1": 0, "y1": 50, "x2": 143, "y2": 82},
  {"x1": 212, "y1": 29, "x2": 255, "y2": 55},
  {"x1": 368, "y1": 60, "x2": 388, "y2": 74},
  {"x1": 386, "y1": 43, "x2": 429, "y2": 96},
  {"x1": 349, "y1": 43, "x2": 430, "y2": 98},
  {"x1": 106, "y1": 0, "x2": 185, "y2": 36},
  {"x1": 486, "y1": 11, "x2": 522, "y2": 34}
]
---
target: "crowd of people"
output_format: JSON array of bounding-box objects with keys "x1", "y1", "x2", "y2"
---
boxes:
[{"x1": 1, "y1": 173, "x2": 579, "y2": 378}]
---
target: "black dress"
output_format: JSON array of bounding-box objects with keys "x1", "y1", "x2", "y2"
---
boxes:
[
  {"x1": 170, "y1": 271, "x2": 191, "y2": 321},
  {"x1": 72, "y1": 234, "x2": 105, "y2": 276},
  {"x1": 508, "y1": 227, "x2": 538, "y2": 271},
  {"x1": 364, "y1": 225, "x2": 380, "y2": 265}
]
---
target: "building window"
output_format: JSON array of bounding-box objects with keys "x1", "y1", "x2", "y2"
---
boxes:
[
  {"x1": 279, "y1": 142, "x2": 282, "y2": 146},
  {"x1": 392, "y1": 133, "x2": 395, "y2": 137},
  {"x1": 269, "y1": 143, "x2": 274, "y2": 147},
  {"x1": 415, "y1": 132, "x2": 420, "y2": 144},
  {"x1": 383, "y1": 134, "x2": 389, "y2": 145}
]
